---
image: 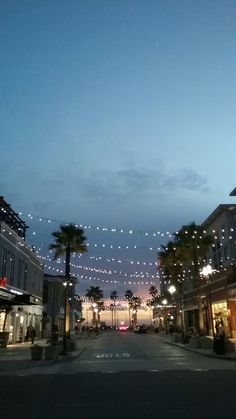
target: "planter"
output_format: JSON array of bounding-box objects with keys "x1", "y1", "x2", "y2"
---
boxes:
[
  {"x1": 189, "y1": 336, "x2": 201, "y2": 349},
  {"x1": 0, "y1": 332, "x2": 10, "y2": 348},
  {"x1": 225, "y1": 340, "x2": 235, "y2": 353},
  {"x1": 214, "y1": 335, "x2": 225, "y2": 355},
  {"x1": 45, "y1": 345, "x2": 60, "y2": 360},
  {"x1": 30, "y1": 345, "x2": 44, "y2": 360},
  {"x1": 199, "y1": 336, "x2": 213, "y2": 349},
  {"x1": 172, "y1": 333, "x2": 182, "y2": 343}
]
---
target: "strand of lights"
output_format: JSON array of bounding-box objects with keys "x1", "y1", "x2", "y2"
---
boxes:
[
  {"x1": 1, "y1": 206, "x2": 236, "y2": 241},
  {"x1": 43, "y1": 263, "x2": 158, "y2": 286},
  {"x1": 27, "y1": 225, "x2": 236, "y2": 251},
  {"x1": 37, "y1": 245, "x2": 236, "y2": 272},
  {"x1": 38, "y1": 254, "x2": 159, "y2": 279},
  {"x1": 11, "y1": 208, "x2": 236, "y2": 239},
  {"x1": 15, "y1": 210, "x2": 173, "y2": 238},
  {"x1": 29, "y1": 230, "x2": 236, "y2": 253},
  {"x1": 29, "y1": 232, "x2": 157, "y2": 251},
  {"x1": 87, "y1": 255, "x2": 155, "y2": 266}
]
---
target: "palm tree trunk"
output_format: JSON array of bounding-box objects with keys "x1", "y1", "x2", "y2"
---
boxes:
[
  {"x1": 65, "y1": 246, "x2": 71, "y2": 279},
  {"x1": 93, "y1": 310, "x2": 96, "y2": 327}
]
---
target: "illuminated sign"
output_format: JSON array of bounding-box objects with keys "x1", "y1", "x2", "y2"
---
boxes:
[
  {"x1": 0, "y1": 277, "x2": 7, "y2": 287},
  {"x1": 9, "y1": 288, "x2": 23, "y2": 296}
]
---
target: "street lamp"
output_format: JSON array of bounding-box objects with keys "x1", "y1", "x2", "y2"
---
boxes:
[
  {"x1": 200, "y1": 264, "x2": 216, "y2": 337},
  {"x1": 168, "y1": 285, "x2": 176, "y2": 295},
  {"x1": 168, "y1": 285, "x2": 177, "y2": 330}
]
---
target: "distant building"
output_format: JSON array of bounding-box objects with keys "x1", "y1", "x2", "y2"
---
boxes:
[{"x1": 0, "y1": 197, "x2": 43, "y2": 343}]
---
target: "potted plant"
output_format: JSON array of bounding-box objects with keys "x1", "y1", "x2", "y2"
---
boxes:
[
  {"x1": 30, "y1": 344, "x2": 44, "y2": 360},
  {"x1": 45, "y1": 344, "x2": 60, "y2": 360}
]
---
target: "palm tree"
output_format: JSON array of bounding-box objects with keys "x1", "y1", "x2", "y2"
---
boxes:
[
  {"x1": 49, "y1": 224, "x2": 87, "y2": 353},
  {"x1": 158, "y1": 223, "x2": 214, "y2": 334},
  {"x1": 124, "y1": 289, "x2": 133, "y2": 327},
  {"x1": 174, "y1": 222, "x2": 214, "y2": 285},
  {"x1": 130, "y1": 296, "x2": 141, "y2": 327},
  {"x1": 174, "y1": 223, "x2": 214, "y2": 334},
  {"x1": 110, "y1": 291, "x2": 118, "y2": 328},
  {"x1": 148, "y1": 285, "x2": 159, "y2": 305},
  {"x1": 49, "y1": 224, "x2": 87, "y2": 279},
  {"x1": 86, "y1": 286, "x2": 104, "y2": 326},
  {"x1": 158, "y1": 240, "x2": 187, "y2": 330}
]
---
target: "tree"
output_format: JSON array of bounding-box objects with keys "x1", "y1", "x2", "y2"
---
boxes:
[
  {"x1": 110, "y1": 291, "x2": 118, "y2": 327},
  {"x1": 124, "y1": 289, "x2": 133, "y2": 327},
  {"x1": 174, "y1": 222, "x2": 214, "y2": 285},
  {"x1": 86, "y1": 286, "x2": 104, "y2": 326},
  {"x1": 49, "y1": 224, "x2": 87, "y2": 353},
  {"x1": 130, "y1": 296, "x2": 141, "y2": 327},
  {"x1": 148, "y1": 285, "x2": 159, "y2": 300},
  {"x1": 49, "y1": 224, "x2": 87, "y2": 279},
  {"x1": 158, "y1": 223, "x2": 214, "y2": 334}
]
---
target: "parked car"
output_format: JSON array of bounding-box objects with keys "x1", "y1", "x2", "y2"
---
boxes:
[{"x1": 134, "y1": 325, "x2": 147, "y2": 334}]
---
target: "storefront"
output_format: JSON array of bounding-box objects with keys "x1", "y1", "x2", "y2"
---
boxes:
[{"x1": 0, "y1": 285, "x2": 43, "y2": 344}]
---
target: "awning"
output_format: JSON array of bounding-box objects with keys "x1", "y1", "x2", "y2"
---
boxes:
[{"x1": 0, "y1": 286, "x2": 42, "y2": 306}]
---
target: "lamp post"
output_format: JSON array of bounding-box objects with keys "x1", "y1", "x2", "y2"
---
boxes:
[
  {"x1": 168, "y1": 285, "x2": 176, "y2": 330},
  {"x1": 161, "y1": 299, "x2": 168, "y2": 333},
  {"x1": 200, "y1": 265, "x2": 215, "y2": 337},
  {"x1": 62, "y1": 279, "x2": 73, "y2": 355}
]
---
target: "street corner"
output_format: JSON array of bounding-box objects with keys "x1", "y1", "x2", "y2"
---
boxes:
[{"x1": 58, "y1": 346, "x2": 87, "y2": 363}]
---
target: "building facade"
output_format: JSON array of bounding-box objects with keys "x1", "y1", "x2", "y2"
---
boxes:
[
  {"x1": 0, "y1": 197, "x2": 43, "y2": 343},
  {"x1": 183, "y1": 204, "x2": 236, "y2": 337},
  {"x1": 42, "y1": 274, "x2": 65, "y2": 339}
]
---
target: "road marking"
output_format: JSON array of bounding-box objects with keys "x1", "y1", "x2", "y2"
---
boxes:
[
  {"x1": 150, "y1": 369, "x2": 159, "y2": 372},
  {"x1": 103, "y1": 371, "x2": 115, "y2": 374},
  {"x1": 96, "y1": 353, "x2": 130, "y2": 359},
  {"x1": 193, "y1": 369, "x2": 209, "y2": 372}
]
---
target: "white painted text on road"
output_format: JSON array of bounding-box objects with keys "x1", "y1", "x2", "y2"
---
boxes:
[{"x1": 96, "y1": 353, "x2": 130, "y2": 359}]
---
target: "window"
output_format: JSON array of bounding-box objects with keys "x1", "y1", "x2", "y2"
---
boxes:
[
  {"x1": 23, "y1": 263, "x2": 27, "y2": 290},
  {"x1": 1, "y1": 248, "x2": 7, "y2": 277},
  {"x1": 17, "y1": 259, "x2": 22, "y2": 288},
  {"x1": 10, "y1": 253, "x2": 15, "y2": 285}
]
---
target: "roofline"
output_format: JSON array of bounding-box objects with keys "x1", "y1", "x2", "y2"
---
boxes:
[{"x1": 201, "y1": 204, "x2": 236, "y2": 228}]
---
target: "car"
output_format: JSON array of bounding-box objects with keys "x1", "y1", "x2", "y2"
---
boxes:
[
  {"x1": 134, "y1": 325, "x2": 147, "y2": 334},
  {"x1": 118, "y1": 325, "x2": 129, "y2": 332}
]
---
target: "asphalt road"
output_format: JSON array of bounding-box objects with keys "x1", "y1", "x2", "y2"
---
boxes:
[{"x1": 1, "y1": 332, "x2": 236, "y2": 419}]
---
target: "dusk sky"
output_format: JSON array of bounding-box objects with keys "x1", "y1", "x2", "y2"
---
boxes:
[{"x1": 1, "y1": 1, "x2": 236, "y2": 297}]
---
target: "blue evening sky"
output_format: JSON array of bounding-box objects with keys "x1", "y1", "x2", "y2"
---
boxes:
[{"x1": 1, "y1": 1, "x2": 236, "y2": 296}]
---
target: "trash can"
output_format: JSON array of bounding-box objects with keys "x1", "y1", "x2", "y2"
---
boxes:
[{"x1": 213, "y1": 334, "x2": 225, "y2": 355}]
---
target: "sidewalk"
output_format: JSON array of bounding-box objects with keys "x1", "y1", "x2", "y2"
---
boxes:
[
  {"x1": 0, "y1": 338, "x2": 87, "y2": 374},
  {"x1": 164, "y1": 335, "x2": 236, "y2": 361}
]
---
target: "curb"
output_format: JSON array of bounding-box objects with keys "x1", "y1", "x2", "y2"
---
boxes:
[
  {"x1": 59, "y1": 347, "x2": 87, "y2": 363},
  {"x1": 164, "y1": 340, "x2": 236, "y2": 361}
]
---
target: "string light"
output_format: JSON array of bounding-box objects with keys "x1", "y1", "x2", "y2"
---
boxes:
[{"x1": 5, "y1": 207, "x2": 236, "y2": 239}]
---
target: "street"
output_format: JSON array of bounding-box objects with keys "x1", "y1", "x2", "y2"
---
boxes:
[{"x1": 1, "y1": 332, "x2": 236, "y2": 418}]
